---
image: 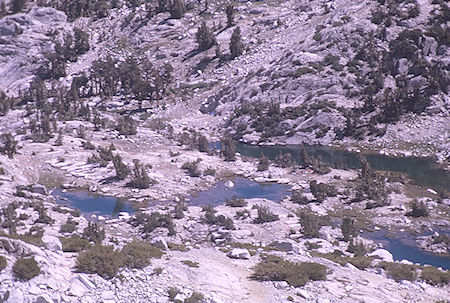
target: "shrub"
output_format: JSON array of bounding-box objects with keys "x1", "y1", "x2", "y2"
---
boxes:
[
  {"x1": 197, "y1": 135, "x2": 209, "y2": 152},
  {"x1": 221, "y1": 136, "x2": 235, "y2": 161},
  {"x1": 182, "y1": 161, "x2": 201, "y2": 177},
  {"x1": 341, "y1": 218, "x2": 356, "y2": 242},
  {"x1": 82, "y1": 223, "x2": 105, "y2": 244},
  {"x1": 0, "y1": 133, "x2": 18, "y2": 159},
  {"x1": 185, "y1": 292, "x2": 205, "y2": 303},
  {"x1": 0, "y1": 256, "x2": 6, "y2": 271},
  {"x1": 381, "y1": 262, "x2": 417, "y2": 282},
  {"x1": 13, "y1": 257, "x2": 40, "y2": 281},
  {"x1": 318, "y1": 252, "x2": 373, "y2": 270},
  {"x1": 61, "y1": 236, "x2": 91, "y2": 252},
  {"x1": 129, "y1": 160, "x2": 151, "y2": 189},
  {"x1": 230, "y1": 27, "x2": 245, "y2": 59},
  {"x1": 251, "y1": 255, "x2": 327, "y2": 287},
  {"x1": 225, "y1": 196, "x2": 247, "y2": 207},
  {"x1": 76, "y1": 245, "x2": 123, "y2": 279},
  {"x1": 309, "y1": 180, "x2": 337, "y2": 203},
  {"x1": 291, "y1": 190, "x2": 310, "y2": 204},
  {"x1": 168, "y1": 286, "x2": 181, "y2": 300},
  {"x1": 60, "y1": 218, "x2": 79, "y2": 233},
  {"x1": 173, "y1": 201, "x2": 186, "y2": 219},
  {"x1": 420, "y1": 267, "x2": 450, "y2": 286},
  {"x1": 112, "y1": 154, "x2": 130, "y2": 180},
  {"x1": 202, "y1": 206, "x2": 235, "y2": 229},
  {"x1": 34, "y1": 204, "x2": 55, "y2": 224},
  {"x1": 121, "y1": 241, "x2": 163, "y2": 269},
  {"x1": 274, "y1": 152, "x2": 293, "y2": 168},
  {"x1": 257, "y1": 153, "x2": 269, "y2": 171},
  {"x1": 204, "y1": 167, "x2": 216, "y2": 176},
  {"x1": 298, "y1": 211, "x2": 320, "y2": 238},
  {"x1": 406, "y1": 200, "x2": 429, "y2": 217},
  {"x1": 347, "y1": 240, "x2": 366, "y2": 257},
  {"x1": 253, "y1": 206, "x2": 279, "y2": 224}
]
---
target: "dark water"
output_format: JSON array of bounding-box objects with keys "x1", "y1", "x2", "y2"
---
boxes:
[
  {"x1": 187, "y1": 177, "x2": 291, "y2": 206},
  {"x1": 52, "y1": 189, "x2": 135, "y2": 219},
  {"x1": 364, "y1": 230, "x2": 450, "y2": 269},
  {"x1": 236, "y1": 143, "x2": 450, "y2": 190}
]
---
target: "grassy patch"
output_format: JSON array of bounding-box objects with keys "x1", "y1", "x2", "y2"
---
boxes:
[
  {"x1": 182, "y1": 260, "x2": 199, "y2": 268},
  {"x1": 13, "y1": 257, "x2": 40, "y2": 281}
]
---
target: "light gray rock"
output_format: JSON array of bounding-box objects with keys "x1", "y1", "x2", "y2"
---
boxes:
[
  {"x1": 101, "y1": 290, "x2": 115, "y2": 300},
  {"x1": 228, "y1": 248, "x2": 251, "y2": 259},
  {"x1": 270, "y1": 240, "x2": 300, "y2": 253},
  {"x1": 397, "y1": 58, "x2": 409, "y2": 74},
  {"x1": 224, "y1": 180, "x2": 234, "y2": 189},
  {"x1": 31, "y1": 184, "x2": 48, "y2": 195},
  {"x1": 41, "y1": 236, "x2": 62, "y2": 252},
  {"x1": 68, "y1": 279, "x2": 88, "y2": 297},
  {"x1": 297, "y1": 289, "x2": 311, "y2": 299},
  {"x1": 5, "y1": 289, "x2": 24, "y2": 303},
  {"x1": 369, "y1": 249, "x2": 394, "y2": 262},
  {"x1": 75, "y1": 274, "x2": 96, "y2": 290}
]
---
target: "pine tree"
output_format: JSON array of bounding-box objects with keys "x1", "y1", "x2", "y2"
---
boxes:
[
  {"x1": 196, "y1": 21, "x2": 216, "y2": 51},
  {"x1": 230, "y1": 27, "x2": 244, "y2": 59},
  {"x1": 12, "y1": 0, "x2": 26, "y2": 14},
  {"x1": 169, "y1": 0, "x2": 185, "y2": 19},
  {"x1": 225, "y1": 4, "x2": 234, "y2": 28},
  {"x1": 112, "y1": 154, "x2": 130, "y2": 180},
  {"x1": 0, "y1": 133, "x2": 18, "y2": 159}
]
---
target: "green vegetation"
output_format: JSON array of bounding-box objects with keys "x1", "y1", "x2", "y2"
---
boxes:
[
  {"x1": 380, "y1": 262, "x2": 417, "y2": 282},
  {"x1": 202, "y1": 206, "x2": 235, "y2": 230},
  {"x1": 13, "y1": 257, "x2": 40, "y2": 281},
  {"x1": 76, "y1": 245, "x2": 123, "y2": 279},
  {"x1": 0, "y1": 256, "x2": 6, "y2": 271},
  {"x1": 82, "y1": 222, "x2": 105, "y2": 244},
  {"x1": 252, "y1": 255, "x2": 327, "y2": 287},
  {"x1": 182, "y1": 260, "x2": 199, "y2": 268},
  {"x1": 61, "y1": 235, "x2": 91, "y2": 252},
  {"x1": 225, "y1": 196, "x2": 247, "y2": 207},
  {"x1": 420, "y1": 267, "x2": 449, "y2": 286},
  {"x1": 253, "y1": 206, "x2": 279, "y2": 224},
  {"x1": 406, "y1": 200, "x2": 429, "y2": 217},
  {"x1": 121, "y1": 241, "x2": 163, "y2": 269}
]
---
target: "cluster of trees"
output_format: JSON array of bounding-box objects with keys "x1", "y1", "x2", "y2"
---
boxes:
[
  {"x1": 342, "y1": 1, "x2": 448, "y2": 138},
  {"x1": 86, "y1": 56, "x2": 173, "y2": 108},
  {"x1": 195, "y1": 5, "x2": 245, "y2": 59}
]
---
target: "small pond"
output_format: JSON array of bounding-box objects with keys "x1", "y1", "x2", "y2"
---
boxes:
[
  {"x1": 236, "y1": 142, "x2": 450, "y2": 190},
  {"x1": 364, "y1": 229, "x2": 450, "y2": 270},
  {"x1": 187, "y1": 177, "x2": 291, "y2": 206},
  {"x1": 52, "y1": 189, "x2": 135, "y2": 219}
]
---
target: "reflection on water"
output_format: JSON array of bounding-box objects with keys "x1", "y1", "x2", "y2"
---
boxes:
[
  {"x1": 52, "y1": 189, "x2": 135, "y2": 219},
  {"x1": 364, "y1": 230, "x2": 450, "y2": 270},
  {"x1": 187, "y1": 177, "x2": 291, "y2": 206},
  {"x1": 236, "y1": 143, "x2": 450, "y2": 190}
]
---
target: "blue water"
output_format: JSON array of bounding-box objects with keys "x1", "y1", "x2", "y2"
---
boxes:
[
  {"x1": 235, "y1": 142, "x2": 450, "y2": 190},
  {"x1": 365, "y1": 230, "x2": 450, "y2": 269},
  {"x1": 187, "y1": 177, "x2": 291, "y2": 206},
  {"x1": 52, "y1": 189, "x2": 135, "y2": 219}
]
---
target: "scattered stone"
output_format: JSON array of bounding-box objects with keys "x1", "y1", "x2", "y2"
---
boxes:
[
  {"x1": 369, "y1": 249, "x2": 394, "y2": 263},
  {"x1": 41, "y1": 236, "x2": 62, "y2": 252},
  {"x1": 228, "y1": 248, "x2": 251, "y2": 259},
  {"x1": 224, "y1": 180, "x2": 234, "y2": 189}
]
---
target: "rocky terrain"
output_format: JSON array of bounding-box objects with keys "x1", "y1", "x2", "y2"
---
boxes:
[{"x1": 0, "y1": 0, "x2": 449, "y2": 302}]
